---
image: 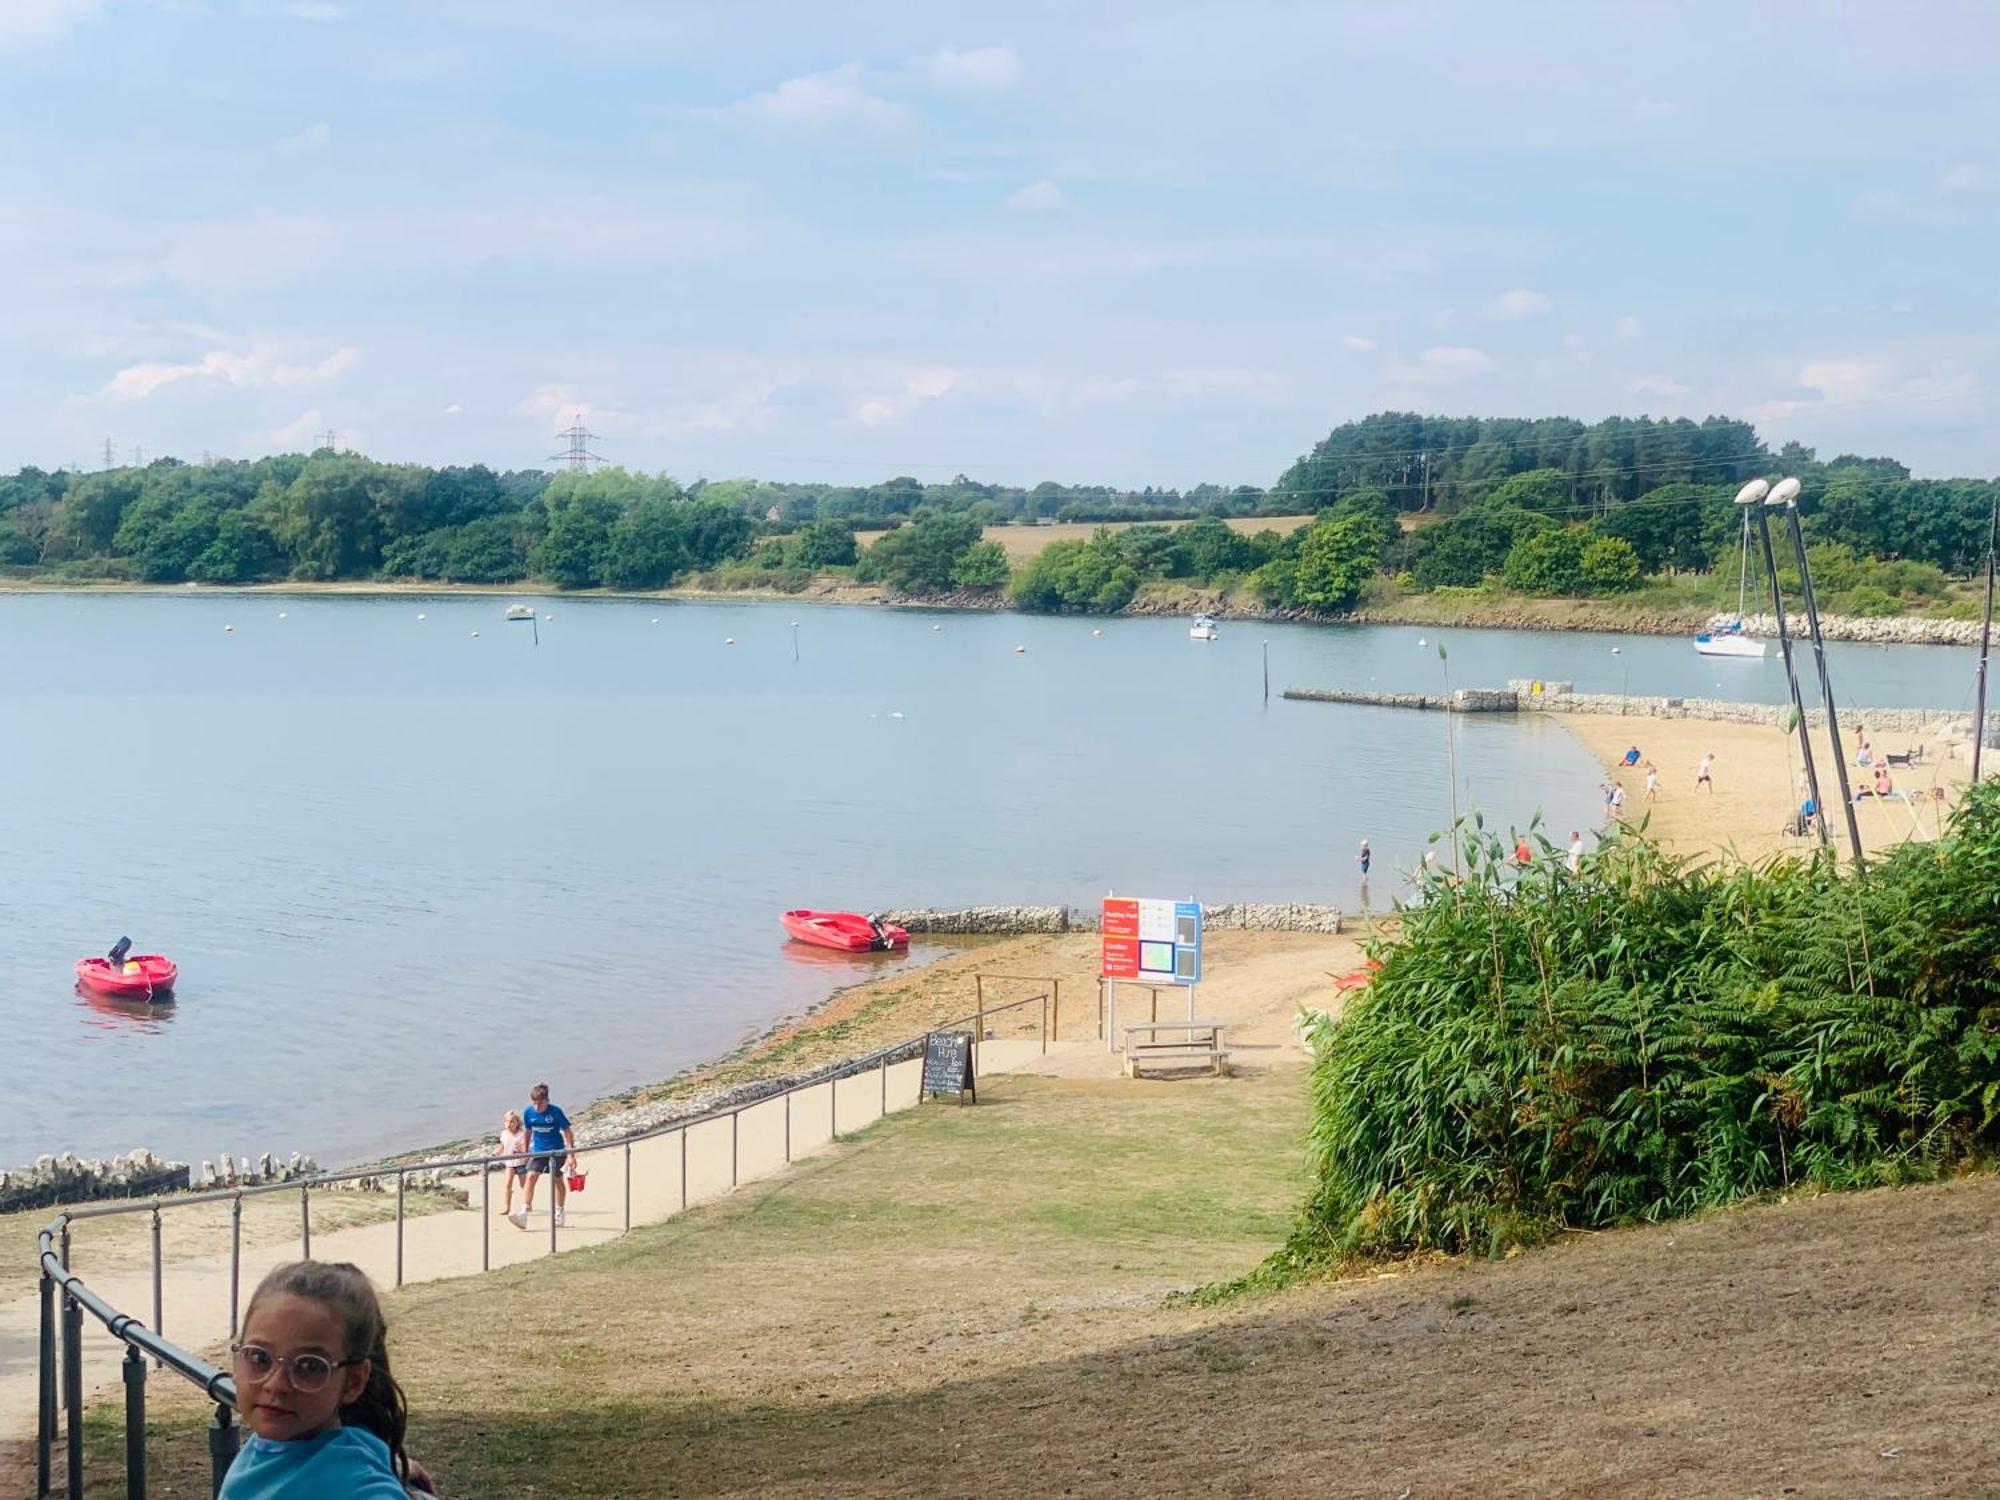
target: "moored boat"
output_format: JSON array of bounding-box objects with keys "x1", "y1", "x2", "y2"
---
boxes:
[
  {"x1": 504, "y1": 604, "x2": 536, "y2": 620},
  {"x1": 76, "y1": 955, "x2": 178, "y2": 1000},
  {"x1": 781, "y1": 910, "x2": 909, "y2": 952},
  {"x1": 1694, "y1": 628, "x2": 1768, "y2": 659},
  {"x1": 1189, "y1": 615, "x2": 1219, "y2": 641}
]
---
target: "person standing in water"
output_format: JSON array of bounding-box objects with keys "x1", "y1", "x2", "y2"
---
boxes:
[{"x1": 1356, "y1": 840, "x2": 1371, "y2": 880}]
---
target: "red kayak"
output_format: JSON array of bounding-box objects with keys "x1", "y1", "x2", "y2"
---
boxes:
[
  {"x1": 781, "y1": 910, "x2": 908, "y2": 953},
  {"x1": 76, "y1": 955, "x2": 178, "y2": 1000}
]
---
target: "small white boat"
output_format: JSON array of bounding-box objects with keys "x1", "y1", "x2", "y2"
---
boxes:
[
  {"x1": 1189, "y1": 615, "x2": 1219, "y2": 641},
  {"x1": 1694, "y1": 627, "x2": 1767, "y2": 659},
  {"x1": 504, "y1": 604, "x2": 536, "y2": 621},
  {"x1": 1692, "y1": 512, "x2": 1767, "y2": 659}
]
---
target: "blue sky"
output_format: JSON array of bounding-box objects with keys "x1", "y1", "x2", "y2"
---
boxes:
[{"x1": 4, "y1": 0, "x2": 1997, "y2": 485}]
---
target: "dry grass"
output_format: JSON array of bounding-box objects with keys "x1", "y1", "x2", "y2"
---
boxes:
[
  {"x1": 975, "y1": 516, "x2": 1314, "y2": 565},
  {"x1": 55, "y1": 1054, "x2": 2000, "y2": 1498}
]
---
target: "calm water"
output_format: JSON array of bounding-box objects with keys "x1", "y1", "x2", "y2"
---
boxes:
[{"x1": 0, "y1": 594, "x2": 1981, "y2": 1167}]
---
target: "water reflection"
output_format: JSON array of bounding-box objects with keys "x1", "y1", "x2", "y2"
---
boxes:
[{"x1": 75, "y1": 984, "x2": 178, "y2": 1033}]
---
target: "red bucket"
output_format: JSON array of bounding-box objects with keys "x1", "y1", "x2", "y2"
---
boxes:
[{"x1": 565, "y1": 1170, "x2": 587, "y2": 1193}]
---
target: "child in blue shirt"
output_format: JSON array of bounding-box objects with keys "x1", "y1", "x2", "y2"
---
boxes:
[{"x1": 219, "y1": 1260, "x2": 433, "y2": 1498}]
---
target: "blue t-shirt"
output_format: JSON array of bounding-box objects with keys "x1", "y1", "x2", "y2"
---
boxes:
[
  {"x1": 523, "y1": 1102, "x2": 571, "y2": 1153},
  {"x1": 219, "y1": 1425, "x2": 406, "y2": 1499}
]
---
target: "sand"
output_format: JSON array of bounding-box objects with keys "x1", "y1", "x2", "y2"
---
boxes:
[{"x1": 1555, "y1": 710, "x2": 1970, "y2": 865}]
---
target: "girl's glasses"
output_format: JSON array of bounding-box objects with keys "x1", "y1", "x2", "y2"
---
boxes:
[{"x1": 230, "y1": 1343, "x2": 361, "y2": 1393}]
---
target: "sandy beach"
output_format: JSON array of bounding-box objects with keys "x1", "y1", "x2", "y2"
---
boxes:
[{"x1": 1555, "y1": 710, "x2": 1971, "y2": 865}]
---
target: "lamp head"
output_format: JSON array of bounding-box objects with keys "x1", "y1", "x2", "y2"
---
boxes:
[
  {"x1": 1767, "y1": 476, "x2": 1803, "y2": 508},
  {"x1": 1734, "y1": 479, "x2": 1771, "y2": 506}
]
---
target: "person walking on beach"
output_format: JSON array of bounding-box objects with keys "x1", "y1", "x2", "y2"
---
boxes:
[
  {"x1": 515, "y1": 1082, "x2": 576, "y2": 1229},
  {"x1": 1696, "y1": 753, "x2": 1715, "y2": 793},
  {"x1": 1644, "y1": 762, "x2": 1661, "y2": 802},
  {"x1": 496, "y1": 1110, "x2": 528, "y2": 1222},
  {"x1": 1610, "y1": 782, "x2": 1627, "y2": 819},
  {"x1": 1566, "y1": 831, "x2": 1584, "y2": 875}
]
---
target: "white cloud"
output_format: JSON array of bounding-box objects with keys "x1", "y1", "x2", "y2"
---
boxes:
[
  {"x1": 0, "y1": 0, "x2": 99, "y2": 50},
  {"x1": 1615, "y1": 315, "x2": 1643, "y2": 339},
  {"x1": 1938, "y1": 163, "x2": 1990, "y2": 195},
  {"x1": 713, "y1": 66, "x2": 918, "y2": 149},
  {"x1": 1340, "y1": 334, "x2": 1376, "y2": 352},
  {"x1": 1747, "y1": 356, "x2": 1981, "y2": 426},
  {"x1": 1394, "y1": 346, "x2": 1495, "y2": 385},
  {"x1": 443, "y1": 402, "x2": 463, "y2": 415},
  {"x1": 278, "y1": 121, "x2": 333, "y2": 151},
  {"x1": 1848, "y1": 189, "x2": 1905, "y2": 221},
  {"x1": 247, "y1": 408, "x2": 340, "y2": 453},
  {"x1": 513, "y1": 383, "x2": 628, "y2": 435},
  {"x1": 284, "y1": 2, "x2": 346, "y2": 20},
  {"x1": 89, "y1": 345, "x2": 360, "y2": 402},
  {"x1": 1630, "y1": 375, "x2": 1691, "y2": 400},
  {"x1": 1005, "y1": 180, "x2": 1066, "y2": 215},
  {"x1": 917, "y1": 46, "x2": 1020, "y2": 95},
  {"x1": 1488, "y1": 288, "x2": 1554, "y2": 320},
  {"x1": 850, "y1": 368, "x2": 956, "y2": 427}
]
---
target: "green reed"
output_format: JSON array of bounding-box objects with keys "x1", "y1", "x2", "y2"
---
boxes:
[{"x1": 1274, "y1": 784, "x2": 2000, "y2": 1275}]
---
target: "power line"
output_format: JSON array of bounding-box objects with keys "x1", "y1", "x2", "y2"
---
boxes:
[{"x1": 548, "y1": 415, "x2": 605, "y2": 472}]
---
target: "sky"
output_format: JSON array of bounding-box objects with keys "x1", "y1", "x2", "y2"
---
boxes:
[{"x1": 3, "y1": 0, "x2": 1998, "y2": 487}]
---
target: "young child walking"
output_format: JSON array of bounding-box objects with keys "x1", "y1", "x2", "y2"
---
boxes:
[
  {"x1": 220, "y1": 1260, "x2": 433, "y2": 1498},
  {"x1": 498, "y1": 1110, "x2": 529, "y2": 1221}
]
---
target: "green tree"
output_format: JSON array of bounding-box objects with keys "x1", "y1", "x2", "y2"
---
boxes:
[
  {"x1": 530, "y1": 499, "x2": 615, "y2": 588},
  {"x1": 949, "y1": 538, "x2": 1010, "y2": 590},
  {"x1": 0, "y1": 518, "x2": 39, "y2": 564},
  {"x1": 790, "y1": 518, "x2": 858, "y2": 569},
  {"x1": 1502, "y1": 527, "x2": 1589, "y2": 595},
  {"x1": 603, "y1": 499, "x2": 690, "y2": 589},
  {"x1": 1287, "y1": 514, "x2": 1382, "y2": 612},
  {"x1": 856, "y1": 509, "x2": 984, "y2": 593},
  {"x1": 443, "y1": 517, "x2": 524, "y2": 583},
  {"x1": 1009, "y1": 534, "x2": 1138, "y2": 612},
  {"x1": 1578, "y1": 534, "x2": 1643, "y2": 593},
  {"x1": 188, "y1": 510, "x2": 283, "y2": 583}
]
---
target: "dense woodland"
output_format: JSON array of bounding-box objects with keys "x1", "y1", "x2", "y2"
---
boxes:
[{"x1": 1, "y1": 411, "x2": 1993, "y2": 617}]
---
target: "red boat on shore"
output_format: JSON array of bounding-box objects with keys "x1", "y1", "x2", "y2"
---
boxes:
[
  {"x1": 76, "y1": 955, "x2": 178, "y2": 1001},
  {"x1": 781, "y1": 910, "x2": 908, "y2": 953}
]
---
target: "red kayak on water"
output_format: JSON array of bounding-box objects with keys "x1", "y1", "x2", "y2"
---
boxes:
[
  {"x1": 781, "y1": 910, "x2": 908, "y2": 953},
  {"x1": 76, "y1": 955, "x2": 178, "y2": 1000}
]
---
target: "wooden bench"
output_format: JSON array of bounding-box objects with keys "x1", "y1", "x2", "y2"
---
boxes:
[{"x1": 1122, "y1": 1019, "x2": 1230, "y2": 1078}]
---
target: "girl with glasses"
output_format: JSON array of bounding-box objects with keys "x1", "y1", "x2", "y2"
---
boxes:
[{"x1": 220, "y1": 1260, "x2": 435, "y2": 1497}]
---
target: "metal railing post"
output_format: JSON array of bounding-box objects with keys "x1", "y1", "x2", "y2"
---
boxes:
[
  {"x1": 880, "y1": 1055, "x2": 888, "y2": 1116},
  {"x1": 731, "y1": 1112, "x2": 739, "y2": 1187},
  {"x1": 831, "y1": 1077, "x2": 838, "y2": 1139},
  {"x1": 228, "y1": 1195, "x2": 242, "y2": 1337},
  {"x1": 1053, "y1": 978, "x2": 1061, "y2": 1041},
  {"x1": 394, "y1": 1170, "x2": 406, "y2": 1288},
  {"x1": 679, "y1": 1129, "x2": 688, "y2": 1211},
  {"x1": 549, "y1": 1168, "x2": 558, "y2": 1254},
  {"x1": 299, "y1": 1185, "x2": 310, "y2": 1259},
  {"x1": 208, "y1": 1402, "x2": 239, "y2": 1498},
  {"x1": 62, "y1": 1292, "x2": 83, "y2": 1500},
  {"x1": 36, "y1": 1271, "x2": 54, "y2": 1497},
  {"x1": 784, "y1": 1092, "x2": 791, "y2": 1163},
  {"x1": 623, "y1": 1139, "x2": 632, "y2": 1233},
  {"x1": 1042, "y1": 994, "x2": 1048, "y2": 1053},
  {"x1": 151, "y1": 1206, "x2": 164, "y2": 1360},
  {"x1": 480, "y1": 1162, "x2": 490, "y2": 1272},
  {"x1": 124, "y1": 1343, "x2": 149, "y2": 1500}
]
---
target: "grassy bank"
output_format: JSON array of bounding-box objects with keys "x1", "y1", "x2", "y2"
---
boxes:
[{"x1": 58, "y1": 1062, "x2": 2000, "y2": 1497}]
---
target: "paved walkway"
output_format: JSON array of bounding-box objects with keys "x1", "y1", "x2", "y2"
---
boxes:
[{"x1": 2, "y1": 1039, "x2": 1068, "y2": 1448}]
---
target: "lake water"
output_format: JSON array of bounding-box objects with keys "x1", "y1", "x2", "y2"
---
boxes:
[{"x1": 0, "y1": 593, "x2": 1983, "y2": 1168}]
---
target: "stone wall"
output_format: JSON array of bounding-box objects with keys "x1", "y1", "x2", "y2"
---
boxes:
[
  {"x1": 1203, "y1": 902, "x2": 1344, "y2": 934},
  {"x1": 0, "y1": 1149, "x2": 189, "y2": 1213},
  {"x1": 1507, "y1": 680, "x2": 1993, "y2": 738},
  {"x1": 1722, "y1": 612, "x2": 1988, "y2": 647},
  {"x1": 879, "y1": 904, "x2": 1074, "y2": 934}
]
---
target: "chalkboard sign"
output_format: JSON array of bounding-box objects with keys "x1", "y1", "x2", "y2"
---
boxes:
[{"x1": 921, "y1": 1031, "x2": 976, "y2": 1103}]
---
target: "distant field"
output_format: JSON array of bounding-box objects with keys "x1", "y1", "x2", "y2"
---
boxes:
[{"x1": 978, "y1": 515, "x2": 1315, "y2": 564}]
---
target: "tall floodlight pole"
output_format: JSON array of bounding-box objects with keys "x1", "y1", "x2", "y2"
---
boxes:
[
  {"x1": 1974, "y1": 492, "x2": 1998, "y2": 783},
  {"x1": 1772, "y1": 477, "x2": 1865, "y2": 871},
  {"x1": 1742, "y1": 479, "x2": 1829, "y2": 849}
]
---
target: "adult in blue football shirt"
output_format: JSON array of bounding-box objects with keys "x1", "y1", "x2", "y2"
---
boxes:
[{"x1": 514, "y1": 1081, "x2": 576, "y2": 1228}]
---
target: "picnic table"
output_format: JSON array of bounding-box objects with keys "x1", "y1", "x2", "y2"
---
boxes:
[{"x1": 1121, "y1": 1018, "x2": 1230, "y2": 1078}]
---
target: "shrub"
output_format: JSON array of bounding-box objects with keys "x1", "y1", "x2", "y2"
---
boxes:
[
  {"x1": 1578, "y1": 534, "x2": 1643, "y2": 594},
  {"x1": 1010, "y1": 534, "x2": 1138, "y2": 612},
  {"x1": 1264, "y1": 785, "x2": 2000, "y2": 1278},
  {"x1": 949, "y1": 539, "x2": 1010, "y2": 590}
]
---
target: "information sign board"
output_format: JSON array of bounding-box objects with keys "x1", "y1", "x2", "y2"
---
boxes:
[{"x1": 1100, "y1": 897, "x2": 1201, "y2": 984}]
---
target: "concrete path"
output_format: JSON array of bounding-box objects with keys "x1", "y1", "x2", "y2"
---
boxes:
[{"x1": 2, "y1": 1039, "x2": 1068, "y2": 1452}]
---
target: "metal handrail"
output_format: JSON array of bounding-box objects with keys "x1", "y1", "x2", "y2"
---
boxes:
[{"x1": 33, "y1": 989, "x2": 1053, "y2": 1498}]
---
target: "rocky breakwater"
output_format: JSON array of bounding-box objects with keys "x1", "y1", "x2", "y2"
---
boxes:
[
  {"x1": 1283, "y1": 687, "x2": 1518, "y2": 713},
  {"x1": 1721, "y1": 612, "x2": 1986, "y2": 647},
  {"x1": 1, "y1": 1149, "x2": 190, "y2": 1213},
  {"x1": 879, "y1": 904, "x2": 1074, "y2": 934},
  {"x1": 1510, "y1": 679, "x2": 1995, "y2": 739},
  {"x1": 1203, "y1": 902, "x2": 1345, "y2": 934}
]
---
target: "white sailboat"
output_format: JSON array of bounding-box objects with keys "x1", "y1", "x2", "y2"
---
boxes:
[
  {"x1": 1693, "y1": 510, "x2": 1769, "y2": 659},
  {"x1": 1189, "y1": 614, "x2": 1219, "y2": 641}
]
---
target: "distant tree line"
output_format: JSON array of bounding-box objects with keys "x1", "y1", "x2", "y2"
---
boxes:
[{"x1": 1, "y1": 414, "x2": 1994, "y2": 618}]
